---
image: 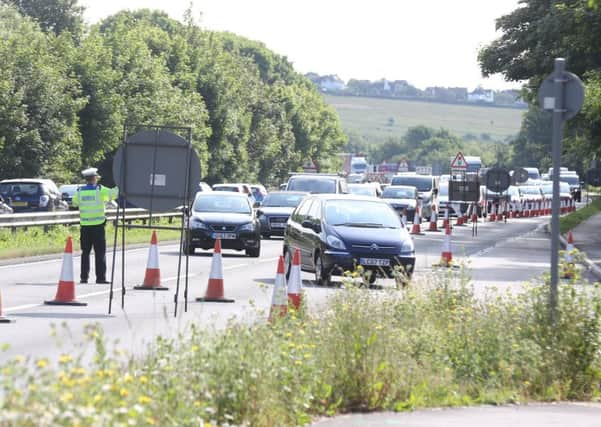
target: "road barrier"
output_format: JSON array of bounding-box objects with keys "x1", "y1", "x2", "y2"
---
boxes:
[{"x1": 0, "y1": 209, "x2": 182, "y2": 233}]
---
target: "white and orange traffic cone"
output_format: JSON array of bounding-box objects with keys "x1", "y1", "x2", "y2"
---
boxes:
[
  {"x1": 562, "y1": 231, "x2": 576, "y2": 279},
  {"x1": 196, "y1": 238, "x2": 235, "y2": 303},
  {"x1": 135, "y1": 231, "x2": 168, "y2": 291},
  {"x1": 442, "y1": 207, "x2": 450, "y2": 230},
  {"x1": 497, "y1": 202, "x2": 504, "y2": 221},
  {"x1": 433, "y1": 224, "x2": 453, "y2": 267},
  {"x1": 471, "y1": 203, "x2": 478, "y2": 223},
  {"x1": 287, "y1": 248, "x2": 303, "y2": 310},
  {"x1": 269, "y1": 256, "x2": 288, "y2": 321},
  {"x1": 45, "y1": 237, "x2": 87, "y2": 306},
  {"x1": 427, "y1": 208, "x2": 440, "y2": 232},
  {"x1": 0, "y1": 290, "x2": 13, "y2": 323},
  {"x1": 410, "y1": 205, "x2": 424, "y2": 235}
]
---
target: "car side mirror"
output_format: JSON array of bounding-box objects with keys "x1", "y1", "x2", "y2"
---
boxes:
[
  {"x1": 253, "y1": 201, "x2": 261, "y2": 208},
  {"x1": 302, "y1": 219, "x2": 320, "y2": 232},
  {"x1": 433, "y1": 188, "x2": 438, "y2": 195}
]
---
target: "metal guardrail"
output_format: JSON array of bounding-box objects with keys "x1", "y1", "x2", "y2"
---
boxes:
[{"x1": 0, "y1": 209, "x2": 182, "y2": 231}]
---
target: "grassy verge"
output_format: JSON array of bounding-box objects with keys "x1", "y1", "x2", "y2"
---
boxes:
[
  {"x1": 0, "y1": 220, "x2": 183, "y2": 260},
  {"x1": 559, "y1": 198, "x2": 601, "y2": 234},
  {"x1": 2, "y1": 272, "x2": 601, "y2": 426}
]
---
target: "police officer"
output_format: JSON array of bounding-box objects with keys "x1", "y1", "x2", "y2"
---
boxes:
[{"x1": 72, "y1": 168, "x2": 119, "y2": 284}]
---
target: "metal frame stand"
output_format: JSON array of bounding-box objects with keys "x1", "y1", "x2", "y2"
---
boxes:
[{"x1": 108, "y1": 125, "x2": 195, "y2": 317}]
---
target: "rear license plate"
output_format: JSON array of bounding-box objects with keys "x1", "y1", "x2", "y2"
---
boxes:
[
  {"x1": 359, "y1": 258, "x2": 390, "y2": 267},
  {"x1": 11, "y1": 201, "x2": 27, "y2": 207},
  {"x1": 212, "y1": 232, "x2": 237, "y2": 240},
  {"x1": 270, "y1": 222, "x2": 286, "y2": 228}
]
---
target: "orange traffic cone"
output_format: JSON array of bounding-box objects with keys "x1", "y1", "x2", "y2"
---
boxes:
[
  {"x1": 196, "y1": 239, "x2": 234, "y2": 303},
  {"x1": 410, "y1": 205, "x2": 424, "y2": 235},
  {"x1": 45, "y1": 237, "x2": 87, "y2": 306},
  {"x1": 269, "y1": 256, "x2": 288, "y2": 321},
  {"x1": 434, "y1": 224, "x2": 453, "y2": 267},
  {"x1": 442, "y1": 206, "x2": 450, "y2": 230},
  {"x1": 287, "y1": 248, "x2": 303, "y2": 310},
  {"x1": 135, "y1": 231, "x2": 168, "y2": 291},
  {"x1": 0, "y1": 290, "x2": 13, "y2": 323},
  {"x1": 428, "y1": 208, "x2": 440, "y2": 232},
  {"x1": 489, "y1": 204, "x2": 496, "y2": 222}
]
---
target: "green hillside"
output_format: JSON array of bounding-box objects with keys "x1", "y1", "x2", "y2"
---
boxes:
[{"x1": 324, "y1": 94, "x2": 524, "y2": 143}]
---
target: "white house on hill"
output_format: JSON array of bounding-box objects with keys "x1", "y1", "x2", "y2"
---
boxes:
[{"x1": 468, "y1": 87, "x2": 494, "y2": 103}]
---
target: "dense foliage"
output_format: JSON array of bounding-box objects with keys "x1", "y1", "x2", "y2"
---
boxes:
[
  {"x1": 0, "y1": 4, "x2": 345, "y2": 185},
  {"x1": 2, "y1": 273, "x2": 601, "y2": 426},
  {"x1": 479, "y1": 0, "x2": 601, "y2": 173}
]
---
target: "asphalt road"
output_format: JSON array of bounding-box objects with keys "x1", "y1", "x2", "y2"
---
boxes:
[
  {"x1": 311, "y1": 403, "x2": 601, "y2": 427},
  {"x1": 0, "y1": 215, "x2": 562, "y2": 363}
]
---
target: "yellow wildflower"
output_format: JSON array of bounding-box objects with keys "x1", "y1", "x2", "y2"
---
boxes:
[
  {"x1": 191, "y1": 345, "x2": 199, "y2": 352},
  {"x1": 36, "y1": 359, "x2": 48, "y2": 369},
  {"x1": 14, "y1": 355, "x2": 25, "y2": 364},
  {"x1": 58, "y1": 354, "x2": 73, "y2": 364},
  {"x1": 139, "y1": 375, "x2": 149, "y2": 384},
  {"x1": 123, "y1": 374, "x2": 133, "y2": 383},
  {"x1": 138, "y1": 395, "x2": 152, "y2": 405},
  {"x1": 146, "y1": 418, "x2": 156, "y2": 425},
  {"x1": 60, "y1": 392, "x2": 73, "y2": 403},
  {"x1": 119, "y1": 388, "x2": 129, "y2": 397}
]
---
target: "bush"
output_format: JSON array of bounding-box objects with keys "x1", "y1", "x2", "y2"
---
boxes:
[{"x1": 2, "y1": 272, "x2": 601, "y2": 426}]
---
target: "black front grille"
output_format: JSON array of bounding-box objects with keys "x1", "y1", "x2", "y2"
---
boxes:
[
  {"x1": 209, "y1": 224, "x2": 237, "y2": 232},
  {"x1": 269, "y1": 216, "x2": 288, "y2": 224}
]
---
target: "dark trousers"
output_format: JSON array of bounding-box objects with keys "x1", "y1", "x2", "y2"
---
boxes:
[{"x1": 80, "y1": 224, "x2": 106, "y2": 281}]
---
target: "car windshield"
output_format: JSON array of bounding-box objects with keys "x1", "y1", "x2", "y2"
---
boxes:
[
  {"x1": 542, "y1": 183, "x2": 571, "y2": 194},
  {"x1": 262, "y1": 193, "x2": 305, "y2": 207},
  {"x1": 348, "y1": 185, "x2": 375, "y2": 196},
  {"x1": 559, "y1": 175, "x2": 579, "y2": 186},
  {"x1": 0, "y1": 183, "x2": 41, "y2": 196},
  {"x1": 390, "y1": 176, "x2": 432, "y2": 192},
  {"x1": 325, "y1": 200, "x2": 401, "y2": 228},
  {"x1": 382, "y1": 187, "x2": 416, "y2": 199},
  {"x1": 213, "y1": 186, "x2": 239, "y2": 192},
  {"x1": 193, "y1": 195, "x2": 251, "y2": 214},
  {"x1": 438, "y1": 184, "x2": 448, "y2": 197},
  {"x1": 287, "y1": 178, "x2": 336, "y2": 193}
]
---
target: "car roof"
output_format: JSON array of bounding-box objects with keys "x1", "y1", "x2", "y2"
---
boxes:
[
  {"x1": 196, "y1": 191, "x2": 248, "y2": 198},
  {"x1": 306, "y1": 194, "x2": 387, "y2": 202},
  {"x1": 288, "y1": 174, "x2": 340, "y2": 180},
  {"x1": 266, "y1": 191, "x2": 308, "y2": 196},
  {"x1": 1, "y1": 179, "x2": 47, "y2": 184}
]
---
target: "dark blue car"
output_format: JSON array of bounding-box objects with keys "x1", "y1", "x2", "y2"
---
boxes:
[
  {"x1": 283, "y1": 194, "x2": 416, "y2": 286},
  {"x1": 0, "y1": 179, "x2": 67, "y2": 212}
]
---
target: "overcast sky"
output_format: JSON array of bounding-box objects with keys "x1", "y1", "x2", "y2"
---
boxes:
[{"x1": 81, "y1": 0, "x2": 522, "y2": 90}]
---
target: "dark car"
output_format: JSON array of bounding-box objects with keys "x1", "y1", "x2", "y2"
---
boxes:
[
  {"x1": 390, "y1": 174, "x2": 438, "y2": 219},
  {"x1": 285, "y1": 173, "x2": 348, "y2": 194},
  {"x1": 283, "y1": 194, "x2": 416, "y2": 286},
  {"x1": 257, "y1": 191, "x2": 307, "y2": 239},
  {"x1": 185, "y1": 192, "x2": 261, "y2": 257},
  {"x1": 382, "y1": 185, "x2": 418, "y2": 222},
  {"x1": 559, "y1": 174, "x2": 581, "y2": 202},
  {"x1": 0, "y1": 179, "x2": 67, "y2": 212}
]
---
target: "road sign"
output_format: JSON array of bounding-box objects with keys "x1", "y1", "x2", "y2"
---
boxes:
[
  {"x1": 514, "y1": 168, "x2": 529, "y2": 184},
  {"x1": 538, "y1": 72, "x2": 585, "y2": 120},
  {"x1": 485, "y1": 168, "x2": 510, "y2": 194},
  {"x1": 538, "y1": 58, "x2": 585, "y2": 322},
  {"x1": 586, "y1": 168, "x2": 601, "y2": 187},
  {"x1": 398, "y1": 160, "x2": 408, "y2": 172},
  {"x1": 451, "y1": 152, "x2": 468, "y2": 169},
  {"x1": 415, "y1": 166, "x2": 432, "y2": 175},
  {"x1": 449, "y1": 181, "x2": 480, "y2": 202}
]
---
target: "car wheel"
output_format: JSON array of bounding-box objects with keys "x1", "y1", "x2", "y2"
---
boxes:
[
  {"x1": 246, "y1": 242, "x2": 261, "y2": 258},
  {"x1": 314, "y1": 253, "x2": 330, "y2": 287},
  {"x1": 284, "y1": 248, "x2": 292, "y2": 280}
]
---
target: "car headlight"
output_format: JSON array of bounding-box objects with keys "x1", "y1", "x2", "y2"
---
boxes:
[
  {"x1": 400, "y1": 238, "x2": 414, "y2": 255},
  {"x1": 326, "y1": 234, "x2": 346, "y2": 250},
  {"x1": 189, "y1": 218, "x2": 209, "y2": 230},
  {"x1": 39, "y1": 195, "x2": 50, "y2": 207},
  {"x1": 239, "y1": 223, "x2": 256, "y2": 232}
]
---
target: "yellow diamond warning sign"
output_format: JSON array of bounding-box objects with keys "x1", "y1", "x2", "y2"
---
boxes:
[{"x1": 451, "y1": 152, "x2": 468, "y2": 169}]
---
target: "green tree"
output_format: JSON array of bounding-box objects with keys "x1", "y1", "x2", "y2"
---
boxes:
[
  {"x1": 0, "y1": 6, "x2": 84, "y2": 182},
  {"x1": 2, "y1": 0, "x2": 84, "y2": 36}
]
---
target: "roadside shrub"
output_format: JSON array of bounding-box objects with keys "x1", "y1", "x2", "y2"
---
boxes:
[{"x1": 2, "y1": 271, "x2": 601, "y2": 426}]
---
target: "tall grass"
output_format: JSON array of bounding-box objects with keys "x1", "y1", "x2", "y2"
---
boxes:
[{"x1": 2, "y1": 272, "x2": 601, "y2": 426}]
